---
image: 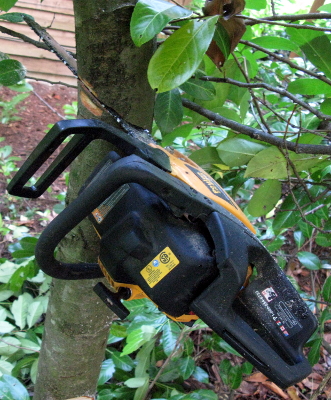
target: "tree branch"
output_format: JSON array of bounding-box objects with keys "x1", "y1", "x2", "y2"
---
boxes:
[
  {"x1": 242, "y1": 16, "x2": 331, "y2": 31},
  {"x1": 182, "y1": 98, "x2": 331, "y2": 155},
  {"x1": 243, "y1": 12, "x2": 331, "y2": 24},
  {"x1": 200, "y1": 76, "x2": 331, "y2": 121},
  {"x1": 0, "y1": 25, "x2": 49, "y2": 50},
  {"x1": 240, "y1": 39, "x2": 331, "y2": 87}
]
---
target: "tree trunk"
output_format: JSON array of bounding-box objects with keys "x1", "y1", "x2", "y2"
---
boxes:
[{"x1": 33, "y1": 1, "x2": 155, "y2": 399}]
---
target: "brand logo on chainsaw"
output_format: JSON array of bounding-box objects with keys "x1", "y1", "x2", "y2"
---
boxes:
[
  {"x1": 262, "y1": 287, "x2": 277, "y2": 302},
  {"x1": 160, "y1": 252, "x2": 170, "y2": 264}
]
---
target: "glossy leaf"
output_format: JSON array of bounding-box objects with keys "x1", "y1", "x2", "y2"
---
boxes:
[
  {"x1": 217, "y1": 138, "x2": 265, "y2": 167},
  {"x1": 178, "y1": 356, "x2": 195, "y2": 379},
  {"x1": 130, "y1": 0, "x2": 192, "y2": 47},
  {"x1": 98, "y1": 359, "x2": 116, "y2": 385},
  {"x1": 0, "y1": 59, "x2": 26, "y2": 86},
  {"x1": 155, "y1": 88, "x2": 183, "y2": 133},
  {"x1": 108, "y1": 350, "x2": 134, "y2": 371},
  {"x1": 148, "y1": 16, "x2": 218, "y2": 92},
  {"x1": 287, "y1": 27, "x2": 331, "y2": 79},
  {"x1": 0, "y1": 375, "x2": 29, "y2": 400},
  {"x1": 245, "y1": 0, "x2": 266, "y2": 10},
  {"x1": 11, "y1": 293, "x2": 33, "y2": 330},
  {"x1": 162, "y1": 320, "x2": 181, "y2": 356},
  {"x1": 288, "y1": 78, "x2": 331, "y2": 96},
  {"x1": 308, "y1": 338, "x2": 322, "y2": 366},
  {"x1": 121, "y1": 325, "x2": 156, "y2": 355},
  {"x1": 124, "y1": 376, "x2": 148, "y2": 388},
  {"x1": 181, "y1": 75, "x2": 216, "y2": 100},
  {"x1": 297, "y1": 251, "x2": 321, "y2": 270},
  {"x1": 213, "y1": 22, "x2": 231, "y2": 61},
  {"x1": 27, "y1": 299, "x2": 44, "y2": 328},
  {"x1": 250, "y1": 36, "x2": 298, "y2": 52},
  {"x1": 190, "y1": 146, "x2": 222, "y2": 166},
  {"x1": 248, "y1": 179, "x2": 281, "y2": 217}
]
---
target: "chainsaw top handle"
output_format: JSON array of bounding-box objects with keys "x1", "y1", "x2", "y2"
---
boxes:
[{"x1": 7, "y1": 119, "x2": 170, "y2": 198}]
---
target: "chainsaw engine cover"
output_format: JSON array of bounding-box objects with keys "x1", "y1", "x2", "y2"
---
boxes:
[{"x1": 89, "y1": 180, "x2": 217, "y2": 318}]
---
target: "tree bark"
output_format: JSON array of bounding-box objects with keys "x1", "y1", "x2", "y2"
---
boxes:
[{"x1": 33, "y1": 1, "x2": 155, "y2": 399}]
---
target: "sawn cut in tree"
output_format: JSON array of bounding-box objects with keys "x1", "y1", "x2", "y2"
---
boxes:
[{"x1": 0, "y1": 0, "x2": 330, "y2": 399}]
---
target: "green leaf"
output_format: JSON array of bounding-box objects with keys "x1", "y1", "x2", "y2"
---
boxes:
[
  {"x1": 162, "y1": 320, "x2": 181, "y2": 356},
  {"x1": 121, "y1": 325, "x2": 156, "y2": 355},
  {"x1": 130, "y1": 0, "x2": 192, "y2": 47},
  {"x1": 148, "y1": 16, "x2": 218, "y2": 93},
  {"x1": 287, "y1": 27, "x2": 331, "y2": 79},
  {"x1": 0, "y1": 375, "x2": 29, "y2": 400},
  {"x1": 250, "y1": 37, "x2": 298, "y2": 52},
  {"x1": 321, "y1": 98, "x2": 331, "y2": 115},
  {"x1": 0, "y1": 0, "x2": 18, "y2": 11},
  {"x1": 108, "y1": 350, "x2": 134, "y2": 371},
  {"x1": 0, "y1": 337, "x2": 20, "y2": 356},
  {"x1": 135, "y1": 339, "x2": 155, "y2": 378},
  {"x1": 322, "y1": 276, "x2": 331, "y2": 302},
  {"x1": 181, "y1": 74, "x2": 216, "y2": 101},
  {"x1": 297, "y1": 251, "x2": 321, "y2": 270},
  {"x1": 217, "y1": 138, "x2": 266, "y2": 168},
  {"x1": 11, "y1": 292, "x2": 33, "y2": 330},
  {"x1": 319, "y1": 4, "x2": 331, "y2": 11},
  {"x1": 245, "y1": 0, "x2": 266, "y2": 10},
  {"x1": 27, "y1": 299, "x2": 44, "y2": 328},
  {"x1": 192, "y1": 366, "x2": 209, "y2": 383},
  {"x1": 248, "y1": 179, "x2": 281, "y2": 217},
  {"x1": 294, "y1": 231, "x2": 305, "y2": 248},
  {"x1": 178, "y1": 356, "x2": 195, "y2": 379},
  {"x1": 124, "y1": 376, "x2": 148, "y2": 388},
  {"x1": 0, "y1": 59, "x2": 26, "y2": 86},
  {"x1": 189, "y1": 146, "x2": 221, "y2": 166},
  {"x1": 308, "y1": 338, "x2": 322, "y2": 366},
  {"x1": 98, "y1": 359, "x2": 116, "y2": 385},
  {"x1": 0, "y1": 321, "x2": 15, "y2": 334},
  {"x1": 213, "y1": 22, "x2": 231, "y2": 61},
  {"x1": 0, "y1": 12, "x2": 33, "y2": 22},
  {"x1": 288, "y1": 78, "x2": 331, "y2": 96},
  {"x1": 155, "y1": 88, "x2": 183, "y2": 133},
  {"x1": 245, "y1": 147, "x2": 288, "y2": 179},
  {"x1": 162, "y1": 123, "x2": 193, "y2": 147}
]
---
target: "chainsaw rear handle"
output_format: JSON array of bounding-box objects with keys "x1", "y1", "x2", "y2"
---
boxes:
[{"x1": 7, "y1": 119, "x2": 170, "y2": 198}]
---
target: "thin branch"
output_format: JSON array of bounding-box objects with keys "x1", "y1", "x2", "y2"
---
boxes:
[
  {"x1": 200, "y1": 76, "x2": 331, "y2": 121},
  {"x1": 32, "y1": 90, "x2": 65, "y2": 119},
  {"x1": 182, "y1": 98, "x2": 331, "y2": 155},
  {"x1": 25, "y1": 75, "x2": 77, "y2": 89},
  {"x1": 240, "y1": 39, "x2": 331, "y2": 87},
  {"x1": 0, "y1": 25, "x2": 49, "y2": 50},
  {"x1": 242, "y1": 12, "x2": 331, "y2": 23},
  {"x1": 241, "y1": 15, "x2": 331, "y2": 31}
]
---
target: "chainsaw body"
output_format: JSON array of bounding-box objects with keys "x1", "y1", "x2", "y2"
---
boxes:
[{"x1": 7, "y1": 119, "x2": 317, "y2": 389}]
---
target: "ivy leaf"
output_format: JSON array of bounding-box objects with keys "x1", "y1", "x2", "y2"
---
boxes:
[
  {"x1": 130, "y1": 0, "x2": 192, "y2": 47},
  {"x1": 0, "y1": 59, "x2": 26, "y2": 86},
  {"x1": 154, "y1": 88, "x2": 183, "y2": 133},
  {"x1": 248, "y1": 179, "x2": 281, "y2": 217},
  {"x1": 0, "y1": 0, "x2": 18, "y2": 12},
  {"x1": 148, "y1": 16, "x2": 218, "y2": 93},
  {"x1": 297, "y1": 251, "x2": 321, "y2": 270},
  {"x1": 217, "y1": 137, "x2": 265, "y2": 167}
]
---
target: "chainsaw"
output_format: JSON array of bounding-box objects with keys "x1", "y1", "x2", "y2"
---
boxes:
[{"x1": 7, "y1": 118, "x2": 317, "y2": 389}]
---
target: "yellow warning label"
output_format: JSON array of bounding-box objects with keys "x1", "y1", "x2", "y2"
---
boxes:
[{"x1": 140, "y1": 247, "x2": 179, "y2": 288}]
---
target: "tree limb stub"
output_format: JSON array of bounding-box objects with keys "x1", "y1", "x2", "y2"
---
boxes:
[{"x1": 182, "y1": 98, "x2": 331, "y2": 155}]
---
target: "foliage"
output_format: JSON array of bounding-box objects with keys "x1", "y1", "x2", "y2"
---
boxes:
[
  {"x1": 0, "y1": 0, "x2": 331, "y2": 399},
  {"x1": 0, "y1": 81, "x2": 32, "y2": 124}
]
